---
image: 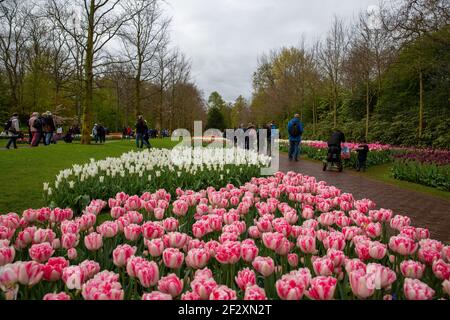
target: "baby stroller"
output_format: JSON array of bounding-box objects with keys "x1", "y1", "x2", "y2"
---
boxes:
[{"x1": 323, "y1": 145, "x2": 343, "y2": 172}]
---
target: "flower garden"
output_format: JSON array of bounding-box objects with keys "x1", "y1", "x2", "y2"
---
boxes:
[
  {"x1": 1, "y1": 148, "x2": 449, "y2": 301},
  {"x1": 280, "y1": 140, "x2": 450, "y2": 192}
]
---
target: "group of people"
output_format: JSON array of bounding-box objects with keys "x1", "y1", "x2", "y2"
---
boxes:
[
  {"x1": 287, "y1": 114, "x2": 369, "y2": 171},
  {"x1": 4, "y1": 112, "x2": 60, "y2": 149},
  {"x1": 92, "y1": 124, "x2": 107, "y2": 144}
]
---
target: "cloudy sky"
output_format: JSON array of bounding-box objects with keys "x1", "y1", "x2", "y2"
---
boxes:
[{"x1": 164, "y1": 0, "x2": 378, "y2": 102}]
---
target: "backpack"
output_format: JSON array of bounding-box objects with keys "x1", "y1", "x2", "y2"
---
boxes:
[
  {"x1": 33, "y1": 118, "x2": 42, "y2": 130},
  {"x1": 4, "y1": 119, "x2": 12, "y2": 132},
  {"x1": 290, "y1": 122, "x2": 301, "y2": 137}
]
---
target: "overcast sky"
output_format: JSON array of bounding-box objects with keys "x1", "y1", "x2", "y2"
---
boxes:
[{"x1": 164, "y1": 0, "x2": 378, "y2": 103}]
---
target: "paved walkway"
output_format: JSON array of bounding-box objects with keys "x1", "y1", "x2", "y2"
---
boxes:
[{"x1": 279, "y1": 155, "x2": 450, "y2": 243}]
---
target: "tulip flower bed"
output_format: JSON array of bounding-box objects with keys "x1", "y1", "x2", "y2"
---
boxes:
[
  {"x1": 1, "y1": 171, "x2": 449, "y2": 301},
  {"x1": 44, "y1": 147, "x2": 270, "y2": 213},
  {"x1": 279, "y1": 140, "x2": 393, "y2": 169},
  {"x1": 391, "y1": 158, "x2": 450, "y2": 192}
]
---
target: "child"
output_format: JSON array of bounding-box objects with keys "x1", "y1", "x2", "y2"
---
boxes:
[{"x1": 356, "y1": 140, "x2": 369, "y2": 172}]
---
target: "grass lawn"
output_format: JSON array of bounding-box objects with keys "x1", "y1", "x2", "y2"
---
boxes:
[
  {"x1": 360, "y1": 163, "x2": 450, "y2": 202},
  {"x1": 0, "y1": 139, "x2": 179, "y2": 214}
]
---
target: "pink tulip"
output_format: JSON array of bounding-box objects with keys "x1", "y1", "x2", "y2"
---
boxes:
[
  {"x1": 349, "y1": 269, "x2": 376, "y2": 299},
  {"x1": 33, "y1": 228, "x2": 56, "y2": 244},
  {"x1": 235, "y1": 268, "x2": 256, "y2": 291},
  {"x1": 172, "y1": 200, "x2": 189, "y2": 217},
  {"x1": 142, "y1": 292, "x2": 172, "y2": 300},
  {"x1": 61, "y1": 233, "x2": 79, "y2": 250},
  {"x1": 301, "y1": 206, "x2": 315, "y2": 220},
  {"x1": 418, "y1": 247, "x2": 441, "y2": 265},
  {"x1": 400, "y1": 260, "x2": 426, "y2": 279},
  {"x1": 124, "y1": 224, "x2": 141, "y2": 242},
  {"x1": 241, "y1": 242, "x2": 259, "y2": 263},
  {"x1": 326, "y1": 249, "x2": 346, "y2": 267},
  {"x1": 252, "y1": 256, "x2": 275, "y2": 277},
  {"x1": 97, "y1": 221, "x2": 118, "y2": 238},
  {"x1": 181, "y1": 291, "x2": 201, "y2": 300},
  {"x1": 43, "y1": 292, "x2": 71, "y2": 300},
  {"x1": 276, "y1": 273, "x2": 305, "y2": 300},
  {"x1": 110, "y1": 206, "x2": 126, "y2": 219},
  {"x1": 322, "y1": 232, "x2": 346, "y2": 251},
  {"x1": 136, "y1": 261, "x2": 159, "y2": 288},
  {"x1": 366, "y1": 263, "x2": 397, "y2": 289},
  {"x1": 432, "y1": 259, "x2": 450, "y2": 280},
  {"x1": 191, "y1": 277, "x2": 218, "y2": 300},
  {"x1": 61, "y1": 220, "x2": 80, "y2": 235},
  {"x1": 390, "y1": 215, "x2": 411, "y2": 231},
  {"x1": 186, "y1": 248, "x2": 210, "y2": 269},
  {"x1": 162, "y1": 248, "x2": 185, "y2": 269},
  {"x1": 368, "y1": 241, "x2": 387, "y2": 260},
  {"x1": 195, "y1": 267, "x2": 214, "y2": 280},
  {"x1": 142, "y1": 222, "x2": 164, "y2": 240},
  {"x1": 365, "y1": 223, "x2": 382, "y2": 239},
  {"x1": 210, "y1": 285, "x2": 237, "y2": 300},
  {"x1": 67, "y1": 248, "x2": 77, "y2": 261},
  {"x1": 163, "y1": 232, "x2": 189, "y2": 249},
  {"x1": 389, "y1": 236, "x2": 418, "y2": 256},
  {"x1": 146, "y1": 238, "x2": 165, "y2": 257},
  {"x1": 158, "y1": 274, "x2": 183, "y2": 297},
  {"x1": 288, "y1": 254, "x2": 299, "y2": 268},
  {"x1": 306, "y1": 276, "x2": 337, "y2": 300},
  {"x1": 42, "y1": 257, "x2": 69, "y2": 282},
  {"x1": 215, "y1": 241, "x2": 241, "y2": 264},
  {"x1": 312, "y1": 257, "x2": 335, "y2": 277},
  {"x1": 82, "y1": 271, "x2": 124, "y2": 300},
  {"x1": 113, "y1": 244, "x2": 137, "y2": 268},
  {"x1": 0, "y1": 245, "x2": 15, "y2": 266},
  {"x1": 124, "y1": 195, "x2": 142, "y2": 211},
  {"x1": 124, "y1": 211, "x2": 143, "y2": 224},
  {"x1": 244, "y1": 285, "x2": 267, "y2": 300},
  {"x1": 79, "y1": 260, "x2": 101, "y2": 280},
  {"x1": 443, "y1": 280, "x2": 450, "y2": 297},
  {"x1": 248, "y1": 226, "x2": 261, "y2": 239},
  {"x1": 84, "y1": 232, "x2": 103, "y2": 251},
  {"x1": 297, "y1": 235, "x2": 317, "y2": 254},
  {"x1": 62, "y1": 266, "x2": 84, "y2": 290},
  {"x1": 29, "y1": 242, "x2": 54, "y2": 263},
  {"x1": 403, "y1": 278, "x2": 435, "y2": 300}
]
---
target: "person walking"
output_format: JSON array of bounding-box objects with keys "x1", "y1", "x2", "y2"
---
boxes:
[
  {"x1": 43, "y1": 112, "x2": 56, "y2": 145},
  {"x1": 135, "y1": 116, "x2": 150, "y2": 149},
  {"x1": 92, "y1": 124, "x2": 99, "y2": 143},
  {"x1": 29, "y1": 112, "x2": 42, "y2": 147},
  {"x1": 245, "y1": 123, "x2": 257, "y2": 151},
  {"x1": 5, "y1": 113, "x2": 20, "y2": 150},
  {"x1": 287, "y1": 114, "x2": 304, "y2": 162},
  {"x1": 97, "y1": 124, "x2": 106, "y2": 144}
]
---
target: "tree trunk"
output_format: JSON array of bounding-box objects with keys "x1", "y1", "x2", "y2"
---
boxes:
[
  {"x1": 81, "y1": 0, "x2": 95, "y2": 145},
  {"x1": 312, "y1": 89, "x2": 316, "y2": 136},
  {"x1": 135, "y1": 76, "x2": 141, "y2": 116},
  {"x1": 366, "y1": 79, "x2": 370, "y2": 141},
  {"x1": 333, "y1": 84, "x2": 337, "y2": 128},
  {"x1": 419, "y1": 70, "x2": 424, "y2": 140}
]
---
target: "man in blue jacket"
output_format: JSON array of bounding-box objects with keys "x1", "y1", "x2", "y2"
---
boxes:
[{"x1": 287, "y1": 114, "x2": 304, "y2": 162}]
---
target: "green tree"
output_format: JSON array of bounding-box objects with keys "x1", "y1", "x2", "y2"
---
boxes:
[{"x1": 206, "y1": 107, "x2": 225, "y2": 131}]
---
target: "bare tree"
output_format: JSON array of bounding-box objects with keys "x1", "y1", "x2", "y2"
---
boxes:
[
  {"x1": 47, "y1": 0, "x2": 143, "y2": 144},
  {"x1": 120, "y1": 0, "x2": 170, "y2": 117},
  {"x1": 319, "y1": 16, "x2": 348, "y2": 128},
  {"x1": 0, "y1": 0, "x2": 32, "y2": 114}
]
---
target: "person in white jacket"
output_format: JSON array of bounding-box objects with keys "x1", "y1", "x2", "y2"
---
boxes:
[{"x1": 5, "y1": 113, "x2": 20, "y2": 149}]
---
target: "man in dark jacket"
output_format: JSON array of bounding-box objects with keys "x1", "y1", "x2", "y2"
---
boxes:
[
  {"x1": 287, "y1": 114, "x2": 304, "y2": 162},
  {"x1": 327, "y1": 129, "x2": 346, "y2": 153},
  {"x1": 43, "y1": 112, "x2": 56, "y2": 145},
  {"x1": 135, "y1": 116, "x2": 150, "y2": 149}
]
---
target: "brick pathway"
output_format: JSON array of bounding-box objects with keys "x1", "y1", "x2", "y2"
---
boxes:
[{"x1": 279, "y1": 155, "x2": 450, "y2": 243}]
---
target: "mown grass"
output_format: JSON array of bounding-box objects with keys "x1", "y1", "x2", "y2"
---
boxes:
[
  {"x1": 361, "y1": 163, "x2": 450, "y2": 202},
  {"x1": 0, "y1": 139, "x2": 179, "y2": 214}
]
